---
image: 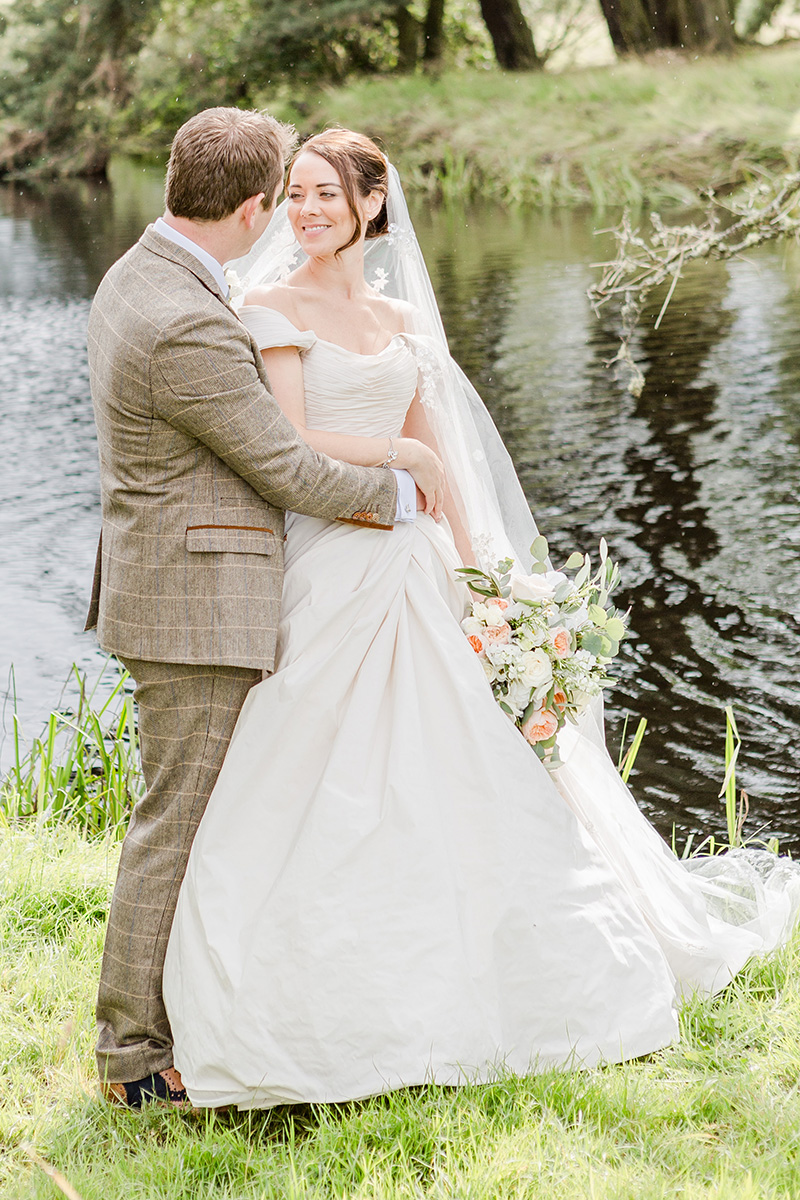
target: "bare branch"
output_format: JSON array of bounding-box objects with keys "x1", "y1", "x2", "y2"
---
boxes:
[{"x1": 588, "y1": 172, "x2": 800, "y2": 396}]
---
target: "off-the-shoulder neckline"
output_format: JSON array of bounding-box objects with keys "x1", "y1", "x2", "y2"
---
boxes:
[{"x1": 238, "y1": 303, "x2": 409, "y2": 359}]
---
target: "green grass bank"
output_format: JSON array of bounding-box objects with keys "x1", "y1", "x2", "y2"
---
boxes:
[
  {"x1": 3, "y1": 822, "x2": 800, "y2": 1199},
  {"x1": 227, "y1": 43, "x2": 800, "y2": 208}
]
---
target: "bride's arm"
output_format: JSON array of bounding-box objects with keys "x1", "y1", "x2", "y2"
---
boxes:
[
  {"x1": 401, "y1": 390, "x2": 476, "y2": 568},
  {"x1": 260, "y1": 344, "x2": 446, "y2": 515}
]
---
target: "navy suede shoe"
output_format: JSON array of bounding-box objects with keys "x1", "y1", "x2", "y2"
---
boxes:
[{"x1": 101, "y1": 1066, "x2": 190, "y2": 1109}]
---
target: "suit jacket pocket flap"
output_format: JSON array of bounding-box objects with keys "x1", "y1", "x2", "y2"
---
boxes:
[{"x1": 186, "y1": 524, "x2": 277, "y2": 555}]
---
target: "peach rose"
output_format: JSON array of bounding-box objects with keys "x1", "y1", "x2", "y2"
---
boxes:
[
  {"x1": 483, "y1": 621, "x2": 511, "y2": 646},
  {"x1": 521, "y1": 705, "x2": 559, "y2": 745},
  {"x1": 553, "y1": 688, "x2": 567, "y2": 713},
  {"x1": 550, "y1": 627, "x2": 571, "y2": 658},
  {"x1": 487, "y1": 597, "x2": 509, "y2": 611},
  {"x1": 467, "y1": 634, "x2": 485, "y2": 656}
]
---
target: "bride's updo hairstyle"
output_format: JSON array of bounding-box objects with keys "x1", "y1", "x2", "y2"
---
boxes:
[{"x1": 291, "y1": 129, "x2": 389, "y2": 255}]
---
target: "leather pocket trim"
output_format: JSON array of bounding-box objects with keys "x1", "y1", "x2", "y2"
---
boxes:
[{"x1": 187, "y1": 524, "x2": 274, "y2": 534}]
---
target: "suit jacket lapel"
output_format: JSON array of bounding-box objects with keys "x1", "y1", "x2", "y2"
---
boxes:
[{"x1": 139, "y1": 224, "x2": 229, "y2": 306}]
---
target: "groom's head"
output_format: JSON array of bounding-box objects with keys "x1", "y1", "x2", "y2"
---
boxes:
[{"x1": 165, "y1": 108, "x2": 297, "y2": 224}]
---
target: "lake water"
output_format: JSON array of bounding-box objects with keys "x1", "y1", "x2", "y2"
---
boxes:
[{"x1": 2, "y1": 159, "x2": 799, "y2": 849}]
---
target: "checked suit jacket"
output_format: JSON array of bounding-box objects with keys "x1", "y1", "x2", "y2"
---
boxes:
[{"x1": 85, "y1": 224, "x2": 398, "y2": 670}]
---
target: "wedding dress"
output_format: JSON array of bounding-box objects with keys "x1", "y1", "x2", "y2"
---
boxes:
[{"x1": 162, "y1": 309, "x2": 800, "y2": 1110}]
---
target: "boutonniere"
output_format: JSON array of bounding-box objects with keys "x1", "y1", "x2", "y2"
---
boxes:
[{"x1": 223, "y1": 268, "x2": 246, "y2": 304}]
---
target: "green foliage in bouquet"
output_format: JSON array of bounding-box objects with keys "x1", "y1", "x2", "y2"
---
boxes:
[{"x1": 457, "y1": 536, "x2": 629, "y2": 767}]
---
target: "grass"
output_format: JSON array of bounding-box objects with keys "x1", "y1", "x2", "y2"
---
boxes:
[
  {"x1": 1, "y1": 824, "x2": 800, "y2": 1198},
  {"x1": 237, "y1": 42, "x2": 800, "y2": 208},
  {"x1": 1, "y1": 682, "x2": 796, "y2": 1196}
]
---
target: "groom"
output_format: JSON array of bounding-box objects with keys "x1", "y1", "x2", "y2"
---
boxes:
[{"x1": 86, "y1": 106, "x2": 414, "y2": 1107}]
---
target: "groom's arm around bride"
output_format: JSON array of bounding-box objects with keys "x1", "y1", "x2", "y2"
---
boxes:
[{"x1": 85, "y1": 106, "x2": 402, "y2": 1107}]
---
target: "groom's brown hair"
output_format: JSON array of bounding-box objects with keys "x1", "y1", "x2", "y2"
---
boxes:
[{"x1": 166, "y1": 107, "x2": 297, "y2": 222}]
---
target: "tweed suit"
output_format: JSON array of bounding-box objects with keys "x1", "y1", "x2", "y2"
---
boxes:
[
  {"x1": 86, "y1": 224, "x2": 397, "y2": 669},
  {"x1": 87, "y1": 225, "x2": 399, "y2": 1082}
]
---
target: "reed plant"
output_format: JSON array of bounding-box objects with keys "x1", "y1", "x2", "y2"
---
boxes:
[{"x1": 1, "y1": 662, "x2": 143, "y2": 839}]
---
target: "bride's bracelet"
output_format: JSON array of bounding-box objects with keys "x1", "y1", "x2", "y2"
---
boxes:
[{"x1": 381, "y1": 437, "x2": 398, "y2": 469}]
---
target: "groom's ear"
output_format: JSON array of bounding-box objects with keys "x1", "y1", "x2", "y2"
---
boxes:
[{"x1": 240, "y1": 192, "x2": 268, "y2": 229}]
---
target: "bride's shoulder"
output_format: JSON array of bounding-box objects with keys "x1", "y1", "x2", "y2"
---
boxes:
[
  {"x1": 371, "y1": 295, "x2": 418, "y2": 334},
  {"x1": 242, "y1": 284, "x2": 298, "y2": 320}
]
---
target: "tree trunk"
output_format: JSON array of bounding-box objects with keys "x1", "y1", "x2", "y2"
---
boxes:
[
  {"x1": 596, "y1": 0, "x2": 655, "y2": 53},
  {"x1": 423, "y1": 0, "x2": 446, "y2": 64},
  {"x1": 599, "y1": 0, "x2": 736, "y2": 52},
  {"x1": 478, "y1": 0, "x2": 541, "y2": 69},
  {"x1": 395, "y1": 4, "x2": 420, "y2": 71}
]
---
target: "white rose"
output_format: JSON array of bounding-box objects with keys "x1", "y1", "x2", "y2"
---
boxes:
[
  {"x1": 562, "y1": 604, "x2": 589, "y2": 631},
  {"x1": 462, "y1": 615, "x2": 484, "y2": 636},
  {"x1": 519, "y1": 648, "x2": 553, "y2": 691},
  {"x1": 472, "y1": 602, "x2": 490, "y2": 622},
  {"x1": 511, "y1": 571, "x2": 569, "y2": 603},
  {"x1": 507, "y1": 679, "x2": 533, "y2": 716},
  {"x1": 484, "y1": 605, "x2": 507, "y2": 628},
  {"x1": 517, "y1": 627, "x2": 545, "y2": 650}
]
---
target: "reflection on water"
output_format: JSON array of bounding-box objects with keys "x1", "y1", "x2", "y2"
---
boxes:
[{"x1": 1, "y1": 164, "x2": 799, "y2": 847}]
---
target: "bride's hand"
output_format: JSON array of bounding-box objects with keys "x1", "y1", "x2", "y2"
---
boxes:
[{"x1": 395, "y1": 438, "x2": 446, "y2": 520}]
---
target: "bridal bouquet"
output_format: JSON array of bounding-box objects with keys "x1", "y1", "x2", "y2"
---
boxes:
[{"x1": 458, "y1": 536, "x2": 628, "y2": 768}]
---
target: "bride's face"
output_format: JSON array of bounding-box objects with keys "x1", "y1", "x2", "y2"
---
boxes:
[{"x1": 286, "y1": 151, "x2": 376, "y2": 257}]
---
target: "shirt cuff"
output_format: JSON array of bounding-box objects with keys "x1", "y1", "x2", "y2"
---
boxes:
[{"x1": 391, "y1": 469, "x2": 416, "y2": 522}]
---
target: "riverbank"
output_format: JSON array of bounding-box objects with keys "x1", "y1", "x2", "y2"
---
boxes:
[
  {"x1": 119, "y1": 42, "x2": 800, "y2": 208},
  {"x1": 3, "y1": 822, "x2": 800, "y2": 1198}
]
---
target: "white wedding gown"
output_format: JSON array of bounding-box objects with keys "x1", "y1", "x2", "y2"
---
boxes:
[{"x1": 163, "y1": 308, "x2": 800, "y2": 1109}]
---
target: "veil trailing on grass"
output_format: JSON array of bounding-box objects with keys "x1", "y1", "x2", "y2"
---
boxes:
[{"x1": 228, "y1": 164, "x2": 539, "y2": 571}]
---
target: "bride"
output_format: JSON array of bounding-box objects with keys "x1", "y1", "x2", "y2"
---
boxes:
[{"x1": 162, "y1": 129, "x2": 800, "y2": 1110}]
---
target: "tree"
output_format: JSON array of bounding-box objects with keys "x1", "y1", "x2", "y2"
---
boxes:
[
  {"x1": 0, "y1": 0, "x2": 159, "y2": 175},
  {"x1": 396, "y1": 4, "x2": 422, "y2": 71},
  {"x1": 423, "y1": 0, "x2": 447, "y2": 63},
  {"x1": 478, "y1": 0, "x2": 541, "y2": 68},
  {"x1": 597, "y1": 0, "x2": 736, "y2": 55}
]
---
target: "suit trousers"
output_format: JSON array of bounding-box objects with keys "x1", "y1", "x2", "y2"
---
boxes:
[{"x1": 95, "y1": 657, "x2": 262, "y2": 1083}]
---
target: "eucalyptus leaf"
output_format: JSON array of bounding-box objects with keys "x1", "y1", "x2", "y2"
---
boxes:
[
  {"x1": 531, "y1": 562, "x2": 547, "y2": 575},
  {"x1": 498, "y1": 557, "x2": 515, "y2": 574},
  {"x1": 553, "y1": 582, "x2": 574, "y2": 603},
  {"x1": 581, "y1": 631, "x2": 605, "y2": 656},
  {"x1": 605, "y1": 616, "x2": 626, "y2": 641},
  {"x1": 564, "y1": 551, "x2": 584, "y2": 570},
  {"x1": 530, "y1": 535, "x2": 549, "y2": 563},
  {"x1": 574, "y1": 562, "x2": 590, "y2": 589},
  {"x1": 600, "y1": 635, "x2": 613, "y2": 656},
  {"x1": 587, "y1": 604, "x2": 608, "y2": 626}
]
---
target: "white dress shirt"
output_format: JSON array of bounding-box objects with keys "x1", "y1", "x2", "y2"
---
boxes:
[{"x1": 153, "y1": 217, "x2": 416, "y2": 523}]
